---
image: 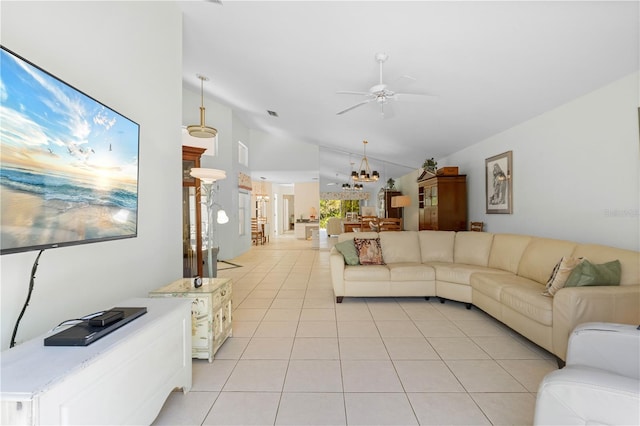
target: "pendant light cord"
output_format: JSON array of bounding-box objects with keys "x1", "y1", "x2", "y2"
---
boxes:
[{"x1": 10, "y1": 249, "x2": 44, "y2": 348}]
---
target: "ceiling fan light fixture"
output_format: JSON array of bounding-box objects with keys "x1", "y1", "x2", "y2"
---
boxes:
[{"x1": 187, "y1": 74, "x2": 218, "y2": 139}]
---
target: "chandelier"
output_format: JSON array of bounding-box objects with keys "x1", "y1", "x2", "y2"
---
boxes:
[
  {"x1": 187, "y1": 74, "x2": 218, "y2": 138},
  {"x1": 351, "y1": 140, "x2": 379, "y2": 182}
]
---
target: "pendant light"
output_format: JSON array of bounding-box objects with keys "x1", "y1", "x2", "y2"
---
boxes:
[{"x1": 187, "y1": 74, "x2": 218, "y2": 138}]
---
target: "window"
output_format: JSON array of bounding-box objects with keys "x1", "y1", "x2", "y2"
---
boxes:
[
  {"x1": 319, "y1": 199, "x2": 360, "y2": 228},
  {"x1": 238, "y1": 141, "x2": 248, "y2": 167}
]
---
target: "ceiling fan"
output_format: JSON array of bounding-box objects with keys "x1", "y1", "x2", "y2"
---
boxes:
[
  {"x1": 327, "y1": 172, "x2": 346, "y2": 187},
  {"x1": 336, "y1": 52, "x2": 435, "y2": 117}
]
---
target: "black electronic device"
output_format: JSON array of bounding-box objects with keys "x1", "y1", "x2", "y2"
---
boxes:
[
  {"x1": 194, "y1": 276, "x2": 202, "y2": 288},
  {"x1": 44, "y1": 307, "x2": 147, "y2": 347},
  {"x1": 88, "y1": 310, "x2": 124, "y2": 327}
]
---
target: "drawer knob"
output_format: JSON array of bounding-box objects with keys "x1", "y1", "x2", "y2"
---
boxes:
[{"x1": 221, "y1": 290, "x2": 226, "y2": 296}]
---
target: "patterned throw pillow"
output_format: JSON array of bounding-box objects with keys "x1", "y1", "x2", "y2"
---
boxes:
[
  {"x1": 353, "y1": 238, "x2": 385, "y2": 265},
  {"x1": 544, "y1": 256, "x2": 584, "y2": 296}
]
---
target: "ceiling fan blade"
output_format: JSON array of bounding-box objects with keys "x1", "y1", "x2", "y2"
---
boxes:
[
  {"x1": 336, "y1": 99, "x2": 373, "y2": 115},
  {"x1": 336, "y1": 90, "x2": 371, "y2": 96},
  {"x1": 395, "y1": 74, "x2": 417, "y2": 83},
  {"x1": 394, "y1": 92, "x2": 438, "y2": 102}
]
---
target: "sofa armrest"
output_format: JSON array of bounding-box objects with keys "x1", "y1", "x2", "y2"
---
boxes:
[
  {"x1": 566, "y1": 322, "x2": 640, "y2": 378},
  {"x1": 534, "y1": 365, "x2": 640, "y2": 426},
  {"x1": 552, "y1": 285, "x2": 640, "y2": 360},
  {"x1": 330, "y1": 247, "x2": 346, "y2": 300}
]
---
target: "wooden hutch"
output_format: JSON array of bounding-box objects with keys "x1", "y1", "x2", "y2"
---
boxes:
[
  {"x1": 182, "y1": 146, "x2": 206, "y2": 277},
  {"x1": 418, "y1": 173, "x2": 467, "y2": 231}
]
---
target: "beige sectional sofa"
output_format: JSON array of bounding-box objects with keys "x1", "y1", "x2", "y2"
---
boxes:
[{"x1": 329, "y1": 231, "x2": 640, "y2": 361}]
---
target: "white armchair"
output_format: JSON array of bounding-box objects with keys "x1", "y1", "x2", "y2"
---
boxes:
[
  {"x1": 326, "y1": 217, "x2": 344, "y2": 236},
  {"x1": 534, "y1": 322, "x2": 640, "y2": 425}
]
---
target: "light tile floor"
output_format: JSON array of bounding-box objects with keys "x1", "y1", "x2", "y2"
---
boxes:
[{"x1": 153, "y1": 231, "x2": 557, "y2": 425}]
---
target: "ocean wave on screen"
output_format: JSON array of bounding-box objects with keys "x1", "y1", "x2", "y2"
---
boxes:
[{"x1": 0, "y1": 167, "x2": 137, "y2": 211}]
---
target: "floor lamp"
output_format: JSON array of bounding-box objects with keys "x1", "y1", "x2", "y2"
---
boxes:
[{"x1": 190, "y1": 168, "x2": 228, "y2": 281}]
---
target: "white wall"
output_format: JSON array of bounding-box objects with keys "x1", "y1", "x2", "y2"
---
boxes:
[
  {"x1": 294, "y1": 182, "x2": 320, "y2": 220},
  {"x1": 0, "y1": 2, "x2": 183, "y2": 349},
  {"x1": 396, "y1": 170, "x2": 422, "y2": 231},
  {"x1": 437, "y1": 72, "x2": 639, "y2": 250},
  {"x1": 249, "y1": 129, "x2": 319, "y2": 175}
]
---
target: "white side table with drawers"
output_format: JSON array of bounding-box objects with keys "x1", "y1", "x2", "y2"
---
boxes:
[{"x1": 149, "y1": 277, "x2": 232, "y2": 362}]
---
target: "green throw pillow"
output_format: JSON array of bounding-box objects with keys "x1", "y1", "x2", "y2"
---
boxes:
[
  {"x1": 564, "y1": 259, "x2": 621, "y2": 287},
  {"x1": 335, "y1": 240, "x2": 360, "y2": 265}
]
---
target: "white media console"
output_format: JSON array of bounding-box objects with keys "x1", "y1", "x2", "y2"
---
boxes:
[{"x1": 1, "y1": 297, "x2": 192, "y2": 425}]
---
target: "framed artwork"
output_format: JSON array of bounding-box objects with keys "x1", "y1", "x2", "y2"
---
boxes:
[{"x1": 485, "y1": 150, "x2": 513, "y2": 214}]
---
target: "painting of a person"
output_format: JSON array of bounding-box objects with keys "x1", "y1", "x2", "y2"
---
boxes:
[{"x1": 490, "y1": 163, "x2": 507, "y2": 205}]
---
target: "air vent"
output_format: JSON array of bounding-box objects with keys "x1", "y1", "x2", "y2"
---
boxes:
[{"x1": 267, "y1": 110, "x2": 279, "y2": 117}]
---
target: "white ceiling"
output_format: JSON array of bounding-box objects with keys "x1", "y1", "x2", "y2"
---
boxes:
[{"x1": 180, "y1": 1, "x2": 639, "y2": 190}]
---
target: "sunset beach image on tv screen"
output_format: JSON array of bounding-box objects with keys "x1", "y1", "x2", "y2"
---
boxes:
[{"x1": 0, "y1": 47, "x2": 140, "y2": 254}]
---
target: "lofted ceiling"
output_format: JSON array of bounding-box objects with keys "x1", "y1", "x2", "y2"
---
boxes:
[{"x1": 180, "y1": 1, "x2": 639, "y2": 191}]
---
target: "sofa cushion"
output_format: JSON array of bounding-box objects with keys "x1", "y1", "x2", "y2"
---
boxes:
[
  {"x1": 572, "y1": 244, "x2": 640, "y2": 286},
  {"x1": 334, "y1": 240, "x2": 360, "y2": 265},
  {"x1": 564, "y1": 259, "x2": 621, "y2": 287},
  {"x1": 432, "y1": 263, "x2": 508, "y2": 285},
  {"x1": 488, "y1": 234, "x2": 533, "y2": 273},
  {"x1": 454, "y1": 232, "x2": 494, "y2": 266},
  {"x1": 379, "y1": 231, "x2": 421, "y2": 263},
  {"x1": 418, "y1": 231, "x2": 456, "y2": 263},
  {"x1": 518, "y1": 238, "x2": 577, "y2": 285},
  {"x1": 354, "y1": 238, "x2": 385, "y2": 265},
  {"x1": 344, "y1": 264, "x2": 390, "y2": 281},
  {"x1": 387, "y1": 263, "x2": 435, "y2": 281},
  {"x1": 501, "y1": 284, "x2": 553, "y2": 326},
  {"x1": 471, "y1": 272, "x2": 537, "y2": 301}
]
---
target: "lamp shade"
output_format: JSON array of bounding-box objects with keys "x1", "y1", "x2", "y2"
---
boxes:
[
  {"x1": 217, "y1": 210, "x2": 229, "y2": 224},
  {"x1": 391, "y1": 195, "x2": 411, "y2": 208},
  {"x1": 190, "y1": 167, "x2": 226, "y2": 183}
]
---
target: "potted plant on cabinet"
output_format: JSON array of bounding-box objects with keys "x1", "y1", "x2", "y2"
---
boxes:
[
  {"x1": 423, "y1": 158, "x2": 437, "y2": 174},
  {"x1": 386, "y1": 178, "x2": 396, "y2": 190},
  {"x1": 417, "y1": 157, "x2": 438, "y2": 181}
]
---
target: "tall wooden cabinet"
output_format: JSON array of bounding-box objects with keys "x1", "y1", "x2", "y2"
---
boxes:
[
  {"x1": 418, "y1": 175, "x2": 467, "y2": 231},
  {"x1": 378, "y1": 189, "x2": 402, "y2": 218},
  {"x1": 182, "y1": 146, "x2": 206, "y2": 278}
]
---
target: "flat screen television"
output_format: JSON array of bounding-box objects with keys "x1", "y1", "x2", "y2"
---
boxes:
[{"x1": 0, "y1": 46, "x2": 140, "y2": 255}]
